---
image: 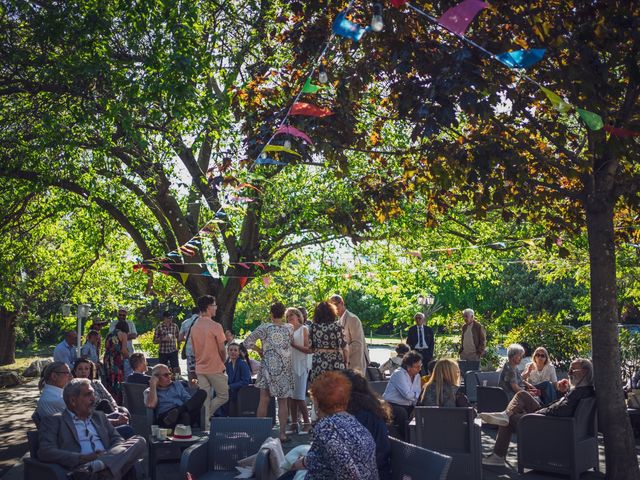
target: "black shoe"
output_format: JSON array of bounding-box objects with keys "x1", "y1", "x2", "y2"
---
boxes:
[
  {"x1": 163, "y1": 408, "x2": 180, "y2": 427},
  {"x1": 71, "y1": 465, "x2": 95, "y2": 480}
]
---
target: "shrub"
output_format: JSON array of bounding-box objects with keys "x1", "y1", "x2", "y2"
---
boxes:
[
  {"x1": 136, "y1": 330, "x2": 158, "y2": 357},
  {"x1": 504, "y1": 313, "x2": 591, "y2": 371}
]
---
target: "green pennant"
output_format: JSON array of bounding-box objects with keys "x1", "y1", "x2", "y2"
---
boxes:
[
  {"x1": 576, "y1": 108, "x2": 604, "y2": 131},
  {"x1": 221, "y1": 276, "x2": 229, "y2": 288},
  {"x1": 301, "y1": 78, "x2": 321, "y2": 94},
  {"x1": 540, "y1": 87, "x2": 572, "y2": 114}
]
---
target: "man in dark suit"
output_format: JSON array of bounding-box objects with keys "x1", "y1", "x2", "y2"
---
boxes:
[
  {"x1": 38, "y1": 378, "x2": 146, "y2": 479},
  {"x1": 406, "y1": 313, "x2": 435, "y2": 373}
]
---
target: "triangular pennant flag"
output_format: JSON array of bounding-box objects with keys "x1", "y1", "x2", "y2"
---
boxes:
[
  {"x1": 263, "y1": 275, "x2": 272, "y2": 288},
  {"x1": 540, "y1": 87, "x2": 572, "y2": 113},
  {"x1": 255, "y1": 156, "x2": 287, "y2": 166},
  {"x1": 522, "y1": 239, "x2": 536, "y2": 247},
  {"x1": 163, "y1": 263, "x2": 173, "y2": 270},
  {"x1": 254, "y1": 262, "x2": 266, "y2": 270},
  {"x1": 332, "y1": 10, "x2": 369, "y2": 42},
  {"x1": 438, "y1": 0, "x2": 488, "y2": 36},
  {"x1": 238, "y1": 263, "x2": 250, "y2": 269},
  {"x1": 236, "y1": 182, "x2": 263, "y2": 193},
  {"x1": 238, "y1": 276, "x2": 248, "y2": 289},
  {"x1": 201, "y1": 271, "x2": 212, "y2": 277},
  {"x1": 407, "y1": 250, "x2": 422, "y2": 258},
  {"x1": 604, "y1": 125, "x2": 640, "y2": 137},
  {"x1": 495, "y1": 49, "x2": 546, "y2": 69},
  {"x1": 264, "y1": 145, "x2": 302, "y2": 157},
  {"x1": 390, "y1": 0, "x2": 408, "y2": 7},
  {"x1": 228, "y1": 195, "x2": 254, "y2": 203},
  {"x1": 179, "y1": 273, "x2": 189, "y2": 284},
  {"x1": 290, "y1": 102, "x2": 334, "y2": 117},
  {"x1": 220, "y1": 276, "x2": 229, "y2": 287},
  {"x1": 576, "y1": 108, "x2": 604, "y2": 131},
  {"x1": 302, "y1": 78, "x2": 322, "y2": 94},
  {"x1": 275, "y1": 125, "x2": 314, "y2": 145}
]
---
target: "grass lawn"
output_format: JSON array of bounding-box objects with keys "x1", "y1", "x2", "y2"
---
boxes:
[{"x1": 0, "y1": 346, "x2": 54, "y2": 374}]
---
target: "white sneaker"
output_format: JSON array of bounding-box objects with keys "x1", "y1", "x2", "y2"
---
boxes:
[
  {"x1": 482, "y1": 453, "x2": 506, "y2": 466},
  {"x1": 478, "y1": 411, "x2": 509, "y2": 426}
]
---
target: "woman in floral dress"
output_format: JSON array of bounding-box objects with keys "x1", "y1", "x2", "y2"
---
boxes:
[
  {"x1": 102, "y1": 319, "x2": 129, "y2": 404},
  {"x1": 309, "y1": 301, "x2": 348, "y2": 384},
  {"x1": 243, "y1": 301, "x2": 294, "y2": 442}
]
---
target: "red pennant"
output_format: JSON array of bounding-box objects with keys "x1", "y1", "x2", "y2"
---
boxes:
[
  {"x1": 290, "y1": 102, "x2": 334, "y2": 117},
  {"x1": 254, "y1": 262, "x2": 266, "y2": 270},
  {"x1": 239, "y1": 276, "x2": 248, "y2": 289},
  {"x1": 605, "y1": 125, "x2": 640, "y2": 137},
  {"x1": 390, "y1": 0, "x2": 408, "y2": 6},
  {"x1": 263, "y1": 276, "x2": 272, "y2": 288}
]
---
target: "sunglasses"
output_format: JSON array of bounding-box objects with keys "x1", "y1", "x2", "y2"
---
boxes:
[
  {"x1": 155, "y1": 372, "x2": 171, "y2": 378},
  {"x1": 534, "y1": 353, "x2": 547, "y2": 358}
]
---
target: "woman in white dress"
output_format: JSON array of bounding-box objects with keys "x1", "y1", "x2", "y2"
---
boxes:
[
  {"x1": 243, "y1": 302, "x2": 295, "y2": 442},
  {"x1": 286, "y1": 307, "x2": 312, "y2": 433}
]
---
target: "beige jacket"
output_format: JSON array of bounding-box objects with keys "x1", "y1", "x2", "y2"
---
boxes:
[{"x1": 341, "y1": 310, "x2": 370, "y2": 373}]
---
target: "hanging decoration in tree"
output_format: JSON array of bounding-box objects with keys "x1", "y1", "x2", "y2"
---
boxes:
[
  {"x1": 290, "y1": 102, "x2": 334, "y2": 117},
  {"x1": 255, "y1": 156, "x2": 287, "y2": 166},
  {"x1": 275, "y1": 125, "x2": 314, "y2": 145},
  {"x1": 332, "y1": 10, "x2": 369, "y2": 42},
  {"x1": 263, "y1": 145, "x2": 302, "y2": 156},
  {"x1": 302, "y1": 78, "x2": 323, "y2": 94},
  {"x1": 576, "y1": 109, "x2": 604, "y2": 131},
  {"x1": 437, "y1": 0, "x2": 488, "y2": 36},
  {"x1": 540, "y1": 87, "x2": 572, "y2": 113},
  {"x1": 495, "y1": 49, "x2": 546, "y2": 69},
  {"x1": 604, "y1": 125, "x2": 640, "y2": 137}
]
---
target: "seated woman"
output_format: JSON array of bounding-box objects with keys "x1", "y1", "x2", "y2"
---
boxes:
[
  {"x1": 284, "y1": 371, "x2": 378, "y2": 480},
  {"x1": 382, "y1": 350, "x2": 423, "y2": 441},
  {"x1": 72, "y1": 358, "x2": 133, "y2": 438},
  {"x1": 499, "y1": 343, "x2": 539, "y2": 401},
  {"x1": 239, "y1": 342, "x2": 261, "y2": 376},
  {"x1": 419, "y1": 358, "x2": 471, "y2": 408},
  {"x1": 343, "y1": 369, "x2": 392, "y2": 480},
  {"x1": 221, "y1": 342, "x2": 251, "y2": 416},
  {"x1": 522, "y1": 346, "x2": 558, "y2": 405},
  {"x1": 379, "y1": 343, "x2": 409, "y2": 377}
]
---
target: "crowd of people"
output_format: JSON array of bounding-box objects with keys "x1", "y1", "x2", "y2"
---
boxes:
[{"x1": 39, "y1": 300, "x2": 597, "y2": 480}]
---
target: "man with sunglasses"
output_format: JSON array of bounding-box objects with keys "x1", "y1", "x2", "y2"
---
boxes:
[
  {"x1": 38, "y1": 378, "x2": 146, "y2": 480},
  {"x1": 480, "y1": 358, "x2": 594, "y2": 466},
  {"x1": 35, "y1": 361, "x2": 72, "y2": 419},
  {"x1": 144, "y1": 364, "x2": 206, "y2": 429}
]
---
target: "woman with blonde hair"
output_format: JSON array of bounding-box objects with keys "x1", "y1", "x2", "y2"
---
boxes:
[
  {"x1": 286, "y1": 307, "x2": 312, "y2": 433},
  {"x1": 522, "y1": 346, "x2": 558, "y2": 404},
  {"x1": 419, "y1": 358, "x2": 470, "y2": 407}
]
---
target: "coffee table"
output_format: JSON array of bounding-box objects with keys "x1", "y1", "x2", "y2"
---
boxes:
[{"x1": 148, "y1": 432, "x2": 207, "y2": 480}]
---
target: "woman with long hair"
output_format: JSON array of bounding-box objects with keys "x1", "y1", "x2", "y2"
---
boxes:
[
  {"x1": 419, "y1": 358, "x2": 470, "y2": 407},
  {"x1": 343, "y1": 369, "x2": 392, "y2": 480},
  {"x1": 308, "y1": 301, "x2": 348, "y2": 384},
  {"x1": 286, "y1": 307, "x2": 312, "y2": 433},
  {"x1": 522, "y1": 346, "x2": 558, "y2": 404},
  {"x1": 103, "y1": 319, "x2": 129, "y2": 404}
]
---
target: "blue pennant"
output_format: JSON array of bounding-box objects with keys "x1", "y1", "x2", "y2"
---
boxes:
[
  {"x1": 332, "y1": 10, "x2": 369, "y2": 42},
  {"x1": 495, "y1": 49, "x2": 546, "y2": 69},
  {"x1": 254, "y1": 156, "x2": 287, "y2": 166}
]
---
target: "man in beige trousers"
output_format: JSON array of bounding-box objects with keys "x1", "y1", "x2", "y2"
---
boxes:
[
  {"x1": 191, "y1": 295, "x2": 229, "y2": 423},
  {"x1": 330, "y1": 295, "x2": 370, "y2": 373}
]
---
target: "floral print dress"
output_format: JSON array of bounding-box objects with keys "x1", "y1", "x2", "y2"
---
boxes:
[
  {"x1": 309, "y1": 321, "x2": 346, "y2": 384},
  {"x1": 305, "y1": 411, "x2": 378, "y2": 480},
  {"x1": 103, "y1": 329, "x2": 126, "y2": 404},
  {"x1": 244, "y1": 322, "x2": 294, "y2": 397}
]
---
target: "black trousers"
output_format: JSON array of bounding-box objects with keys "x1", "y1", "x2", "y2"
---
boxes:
[
  {"x1": 157, "y1": 389, "x2": 207, "y2": 428},
  {"x1": 388, "y1": 402, "x2": 413, "y2": 442}
]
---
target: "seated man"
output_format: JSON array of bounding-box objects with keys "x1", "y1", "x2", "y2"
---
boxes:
[
  {"x1": 144, "y1": 364, "x2": 207, "y2": 429},
  {"x1": 126, "y1": 353, "x2": 150, "y2": 386},
  {"x1": 53, "y1": 331, "x2": 77, "y2": 369},
  {"x1": 36, "y1": 361, "x2": 133, "y2": 438},
  {"x1": 38, "y1": 378, "x2": 146, "y2": 480},
  {"x1": 35, "y1": 362, "x2": 72, "y2": 421},
  {"x1": 480, "y1": 358, "x2": 594, "y2": 466}
]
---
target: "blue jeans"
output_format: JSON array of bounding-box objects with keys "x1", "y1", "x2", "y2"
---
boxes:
[{"x1": 535, "y1": 381, "x2": 557, "y2": 405}]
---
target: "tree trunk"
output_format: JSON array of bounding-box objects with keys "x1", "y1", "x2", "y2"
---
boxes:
[
  {"x1": 0, "y1": 308, "x2": 17, "y2": 366},
  {"x1": 586, "y1": 203, "x2": 640, "y2": 479},
  {"x1": 181, "y1": 272, "x2": 243, "y2": 331}
]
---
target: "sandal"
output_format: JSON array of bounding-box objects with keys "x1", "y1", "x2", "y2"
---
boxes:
[
  {"x1": 279, "y1": 435, "x2": 292, "y2": 443},
  {"x1": 298, "y1": 423, "x2": 312, "y2": 434},
  {"x1": 285, "y1": 423, "x2": 298, "y2": 435}
]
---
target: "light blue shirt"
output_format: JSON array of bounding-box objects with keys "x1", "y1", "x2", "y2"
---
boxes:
[
  {"x1": 68, "y1": 410, "x2": 106, "y2": 454},
  {"x1": 81, "y1": 342, "x2": 98, "y2": 363},
  {"x1": 179, "y1": 314, "x2": 199, "y2": 358},
  {"x1": 143, "y1": 381, "x2": 192, "y2": 415},
  {"x1": 53, "y1": 340, "x2": 76, "y2": 368},
  {"x1": 382, "y1": 367, "x2": 422, "y2": 406},
  {"x1": 36, "y1": 384, "x2": 66, "y2": 417}
]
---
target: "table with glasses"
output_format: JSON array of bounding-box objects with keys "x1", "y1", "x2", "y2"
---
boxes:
[{"x1": 148, "y1": 432, "x2": 207, "y2": 480}]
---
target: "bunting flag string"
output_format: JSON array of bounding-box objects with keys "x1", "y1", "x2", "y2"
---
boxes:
[
  {"x1": 403, "y1": 1, "x2": 607, "y2": 132},
  {"x1": 332, "y1": 10, "x2": 369, "y2": 42},
  {"x1": 275, "y1": 125, "x2": 314, "y2": 145},
  {"x1": 290, "y1": 102, "x2": 334, "y2": 117}
]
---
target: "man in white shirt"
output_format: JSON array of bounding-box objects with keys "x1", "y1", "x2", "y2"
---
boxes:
[
  {"x1": 38, "y1": 378, "x2": 146, "y2": 480},
  {"x1": 329, "y1": 295, "x2": 370, "y2": 373},
  {"x1": 35, "y1": 362, "x2": 72, "y2": 420},
  {"x1": 53, "y1": 332, "x2": 77, "y2": 369},
  {"x1": 178, "y1": 307, "x2": 199, "y2": 382},
  {"x1": 109, "y1": 307, "x2": 138, "y2": 379}
]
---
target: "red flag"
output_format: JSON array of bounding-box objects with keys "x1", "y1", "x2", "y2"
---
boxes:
[
  {"x1": 239, "y1": 276, "x2": 248, "y2": 289},
  {"x1": 605, "y1": 125, "x2": 640, "y2": 137},
  {"x1": 290, "y1": 102, "x2": 334, "y2": 117},
  {"x1": 390, "y1": 0, "x2": 408, "y2": 7}
]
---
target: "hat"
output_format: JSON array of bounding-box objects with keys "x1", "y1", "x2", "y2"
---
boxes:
[{"x1": 170, "y1": 424, "x2": 193, "y2": 441}]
